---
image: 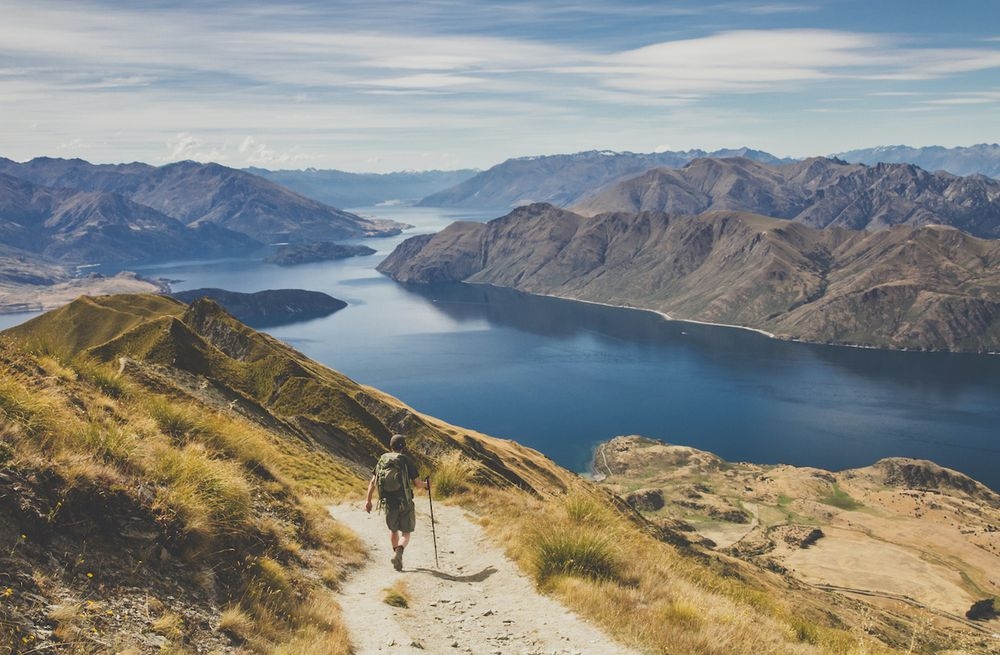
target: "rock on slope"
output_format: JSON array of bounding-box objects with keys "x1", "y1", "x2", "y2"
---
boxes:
[{"x1": 378, "y1": 204, "x2": 1000, "y2": 352}]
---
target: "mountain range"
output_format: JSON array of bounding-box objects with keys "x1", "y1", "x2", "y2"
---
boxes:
[
  {"x1": 417, "y1": 145, "x2": 1000, "y2": 210},
  {"x1": 378, "y1": 203, "x2": 1000, "y2": 352},
  {"x1": 417, "y1": 147, "x2": 791, "y2": 209},
  {"x1": 0, "y1": 157, "x2": 405, "y2": 248},
  {"x1": 571, "y1": 156, "x2": 1000, "y2": 239},
  {"x1": 247, "y1": 167, "x2": 476, "y2": 207},
  {"x1": 0, "y1": 172, "x2": 257, "y2": 263},
  {"x1": 835, "y1": 143, "x2": 1000, "y2": 179}
]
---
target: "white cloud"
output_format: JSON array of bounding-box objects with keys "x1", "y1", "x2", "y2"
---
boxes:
[{"x1": 0, "y1": 1, "x2": 997, "y2": 170}]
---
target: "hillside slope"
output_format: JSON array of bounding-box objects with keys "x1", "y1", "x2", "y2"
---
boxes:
[
  {"x1": 595, "y1": 436, "x2": 1000, "y2": 637},
  {"x1": 378, "y1": 204, "x2": 1000, "y2": 352}
]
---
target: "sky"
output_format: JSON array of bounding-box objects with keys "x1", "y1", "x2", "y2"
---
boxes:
[{"x1": 1, "y1": 0, "x2": 999, "y2": 172}]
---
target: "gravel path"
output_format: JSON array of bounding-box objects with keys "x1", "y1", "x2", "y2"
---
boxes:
[{"x1": 328, "y1": 500, "x2": 643, "y2": 655}]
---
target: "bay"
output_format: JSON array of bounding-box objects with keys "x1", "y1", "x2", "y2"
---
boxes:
[{"x1": 8, "y1": 205, "x2": 1000, "y2": 490}]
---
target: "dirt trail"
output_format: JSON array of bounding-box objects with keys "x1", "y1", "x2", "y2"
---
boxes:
[{"x1": 328, "y1": 500, "x2": 643, "y2": 655}]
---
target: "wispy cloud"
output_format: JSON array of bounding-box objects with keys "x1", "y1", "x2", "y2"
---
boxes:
[{"x1": 0, "y1": 0, "x2": 998, "y2": 169}]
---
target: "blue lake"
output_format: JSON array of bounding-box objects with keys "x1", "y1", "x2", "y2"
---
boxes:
[{"x1": 6, "y1": 205, "x2": 1000, "y2": 490}]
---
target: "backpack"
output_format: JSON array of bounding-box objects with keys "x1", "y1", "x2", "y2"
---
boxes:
[{"x1": 375, "y1": 452, "x2": 411, "y2": 509}]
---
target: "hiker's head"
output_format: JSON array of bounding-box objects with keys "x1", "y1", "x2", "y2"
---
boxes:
[{"x1": 389, "y1": 434, "x2": 407, "y2": 452}]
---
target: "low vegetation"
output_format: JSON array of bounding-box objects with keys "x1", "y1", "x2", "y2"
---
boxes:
[
  {"x1": 461, "y1": 484, "x2": 950, "y2": 655},
  {"x1": 382, "y1": 580, "x2": 411, "y2": 608},
  {"x1": 430, "y1": 449, "x2": 479, "y2": 498},
  {"x1": 0, "y1": 340, "x2": 363, "y2": 653}
]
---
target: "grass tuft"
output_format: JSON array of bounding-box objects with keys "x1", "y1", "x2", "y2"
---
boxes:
[
  {"x1": 72, "y1": 356, "x2": 133, "y2": 398},
  {"x1": 530, "y1": 529, "x2": 622, "y2": 583},
  {"x1": 431, "y1": 450, "x2": 479, "y2": 498},
  {"x1": 382, "y1": 580, "x2": 411, "y2": 608},
  {"x1": 152, "y1": 611, "x2": 185, "y2": 640}
]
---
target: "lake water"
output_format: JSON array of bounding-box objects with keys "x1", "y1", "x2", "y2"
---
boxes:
[{"x1": 5, "y1": 205, "x2": 1000, "y2": 490}]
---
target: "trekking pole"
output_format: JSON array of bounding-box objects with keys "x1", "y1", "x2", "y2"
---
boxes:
[{"x1": 426, "y1": 477, "x2": 440, "y2": 569}]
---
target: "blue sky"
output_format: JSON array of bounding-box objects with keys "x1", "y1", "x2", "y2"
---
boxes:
[{"x1": 2, "y1": 0, "x2": 998, "y2": 172}]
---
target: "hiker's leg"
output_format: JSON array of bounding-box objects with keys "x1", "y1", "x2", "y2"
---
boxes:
[
  {"x1": 390, "y1": 530, "x2": 399, "y2": 549},
  {"x1": 398, "y1": 532, "x2": 411, "y2": 550}
]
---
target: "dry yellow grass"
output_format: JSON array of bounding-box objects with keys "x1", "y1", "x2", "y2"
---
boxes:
[
  {"x1": 382, "y1": 580, "x2": 411, "y2": 608},
  {"x1": 431, "y1": 449, "x2": 479, "y2": 497},
  {"x1": 467, "y1": 485, "x2": 900, "y2": 655},
  {"x1": 151, "y1": 610, "x2": 185, "y2": 640},
  {"x1": 0, "y1": 344, "x2": 367, "y2": 654}
]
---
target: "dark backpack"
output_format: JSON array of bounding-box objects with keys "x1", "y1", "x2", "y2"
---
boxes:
[{"x1": 375, "y1": 452, "x2": 411, "y2": 508}]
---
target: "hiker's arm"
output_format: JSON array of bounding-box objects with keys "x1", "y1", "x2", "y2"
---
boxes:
[
  {"x1": 412, "y1": 477, "x2": 429, "y2": 491},
  {"x1": 364, "y1": 475, "x2": 376, "y2": 513}
]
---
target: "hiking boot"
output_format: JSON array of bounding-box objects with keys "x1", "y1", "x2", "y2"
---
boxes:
[{"x1": 391, "y1": 546, "x2": 404, "y2": 571}]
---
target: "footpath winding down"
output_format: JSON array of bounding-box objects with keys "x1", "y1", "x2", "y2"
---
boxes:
[{"x1": 328, "y1": 500, "x2": 643, "y2": 655}]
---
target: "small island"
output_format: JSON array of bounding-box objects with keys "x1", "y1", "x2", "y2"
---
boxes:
[
  {"x1": 264, "y1": 242, "x2": 376, "y2": 266},
  {"x1": 170, "y1": 288, "x2": 347, "y2": 327}
]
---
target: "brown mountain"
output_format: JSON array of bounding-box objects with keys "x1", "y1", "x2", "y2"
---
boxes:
[
  {"x1": 572, "y1": 157, "x2": 1000, "y2": 239},
  {"x1": 378, "y1": 204, "x2": 1000, "y2": 352},
  {"x1": 0, "y1": 157, "x2": 405, "y2": 243}
]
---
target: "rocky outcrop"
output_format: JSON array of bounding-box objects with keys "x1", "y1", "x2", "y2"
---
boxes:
[
  {"x1": 873, "y1": 458, "x2": 1000, "y2": 506},
  {"x1": 625, "y1": 488, "x2": 665, "y2": 512},
  {"x1": 379, "y1": 204, "x2": 1000, "y2": 352}
]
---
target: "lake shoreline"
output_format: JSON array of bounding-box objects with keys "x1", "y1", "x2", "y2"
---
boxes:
[{"x1": 470, "y1": 283, "x2": 999, "y2": 357}]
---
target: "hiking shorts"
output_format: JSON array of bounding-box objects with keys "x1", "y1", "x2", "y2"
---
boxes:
[{"x1": 385, "y1": 499, "x2": 416, "y2": 533}]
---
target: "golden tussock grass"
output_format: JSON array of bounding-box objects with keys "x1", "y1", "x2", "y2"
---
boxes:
[
  {"x1": 151, "y1": 610, "x2": 185, "y2": 640},
  {"x1": 0, "y1": 344, "x2": 367, "y2": 655},
  {"x1": 466, "y1": 484, "x2": 900, "y2": 655},
  {"x1": 431, "y1": 449, "x2": 479, "y2": 498}
]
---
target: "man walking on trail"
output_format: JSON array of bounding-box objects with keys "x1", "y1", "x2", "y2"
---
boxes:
[{"x1": 365, "y1": 434, "x2": 429, "y2": 571}]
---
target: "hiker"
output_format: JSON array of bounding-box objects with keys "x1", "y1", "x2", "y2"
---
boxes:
[{"x1": 365, "y1": 433, "x2": 429, "y2": 571}]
